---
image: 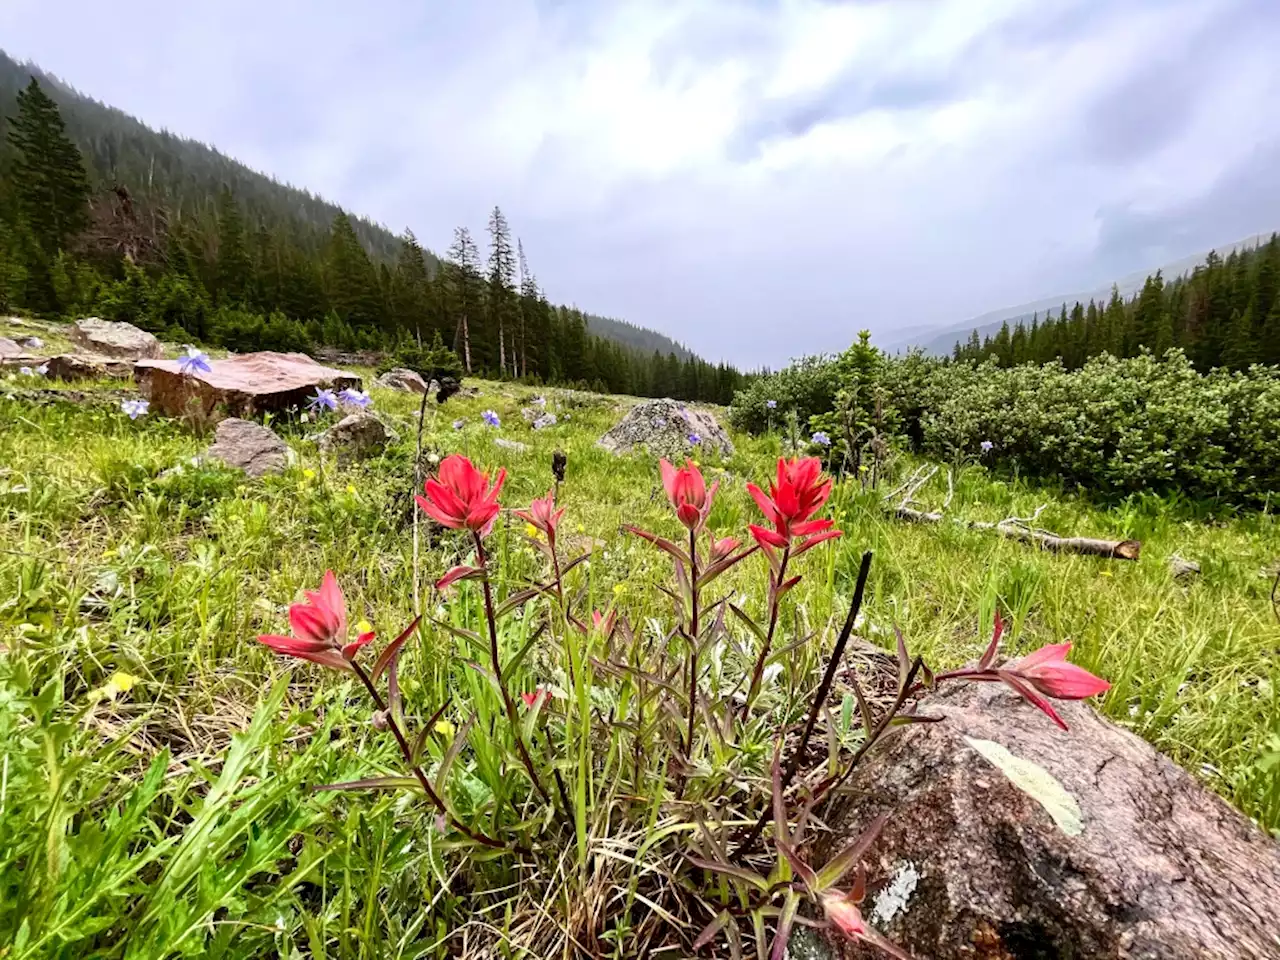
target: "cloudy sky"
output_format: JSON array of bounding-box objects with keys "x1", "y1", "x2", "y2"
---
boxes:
[{"x1": 3, "y1": 0, "x2": 1279, "y2": 366}]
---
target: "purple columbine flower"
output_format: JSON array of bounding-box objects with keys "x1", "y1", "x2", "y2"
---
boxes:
[
  {"x1": 121, "y1": 399, "x2": 149, "y2": 420},
  {"x1": 308, "y1": 388, "x2": 338, "y2": 412},
  {"x1": 178, "y1": 346, "x2": 212, "y2": 375},
  {"x1": 811, "y1": 431, "x2": 831, "y2": 446},
  {"x1": 532, "y1": 413, "x2": 557, "y2": 430},
  {"x1": 766, "y1": 399, "x2": 777, "y2": 409},
  {"x1": 688, "y1": 433, "x2": 702, "y2": 445},
  {"x1": 338, "y1": 387, "x2": 372, "y2": 409},
  {"x1": 18, "y1": 366, "x2": 33, "y2": 377},
  {"x1": 980, "y1": 440, "x2": 994, "y2": 453},
  {"x1": 35, "y1": 363, "x2": 48, "y2": 376},
  {"x1": 482, "y1": 409, "x2": 500, "y2": 428}
]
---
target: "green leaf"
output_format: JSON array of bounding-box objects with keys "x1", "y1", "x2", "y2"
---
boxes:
[{"x1": 964, "y1": 736, "x2": 1083, "y2": 836}]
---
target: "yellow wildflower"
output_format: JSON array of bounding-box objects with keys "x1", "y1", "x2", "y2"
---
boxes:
[
  {"x1": 303, "y1": 468, "x2": 316, "y2": 480},
  {"x1": 356, "y1": 618, "x2": 374, "y2": 635},
  {"x1": 435, "y1": 719, "x2": 456, "y2": 737},
  {"x1": 346, "y1": 484, "x2": 357, "y2": 495},
  {"x1": 525, "y1": 523, "x2": 539, "y2": 539}
]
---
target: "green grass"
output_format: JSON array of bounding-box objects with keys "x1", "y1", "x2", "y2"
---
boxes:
[{"x1": 1, "y1": 369, "x2": 1278, "y2": 958}]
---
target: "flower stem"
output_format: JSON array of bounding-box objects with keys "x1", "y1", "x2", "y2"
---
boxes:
[
  {"x1": 349, "y1": 660, "x2": 513, "y2": 852},
  {"x1": 731, "y1": 550, "x2": 872, "y2": 860},
  {"x1": 686, "y1": 527, "x2": 700, "y2": 757},
  {"x1": 474, "y1": 533, "x2": 553, "y2": 806},
  {"x1": 742, "y1": 546, "x2": 791, "y2": 715}
]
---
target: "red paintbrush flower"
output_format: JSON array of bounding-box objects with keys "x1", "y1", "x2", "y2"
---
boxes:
[
  {"x1": 416, "y1": 454, "x2": 506, "y2": 537},
  {"x1": 660, "y1": 458, "x2": 718, "y2": 533},
  {"x1": 820, "y1": 890, "x2": 912, "y2": 960},
  {"x1": 591, "y1": 608, "x2": 617, "y2": 636},
  {"x1": 746, "y1": 457, "x2": 841, "y2": 556},
  {"x1": 515, "y1": 487, "x2": 565, "y2": 547},
  {"x1": 257, "y1": 570, "x2": 375, "y2": 671},
  {"x1": 520, "y1": 687, "x2": 553, "y2": 709}
]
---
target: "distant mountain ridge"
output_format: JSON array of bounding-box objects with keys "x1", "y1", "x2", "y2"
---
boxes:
[
  {"x1": 895, "y1": 231, "x2": 1275, "y2": 356},
  {"x1": 0, "y1": 49, "x2": 694, "y2": 364}
]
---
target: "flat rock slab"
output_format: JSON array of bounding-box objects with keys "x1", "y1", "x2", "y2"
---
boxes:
[
  {"x1": 69, "y1": 317, "x2": 163, "y2": 360},
  {"x1": 822, "y1": 681, "x2": 1280, "y2": 960},
  {"x1": 597, "y1": 397, "x2": 733, "y2": 460},
  {"x1": 0, "y1": 337, "x2": 22, "y2": 357},
  {"x1": 135, "y1": 351, "x2": 360, "y2": 419},
  {"x1": 204, "y1": 418, "x2": 290, "y2": 477},
  {"x1": 494, "y1": 437, "x2": 530, "y2": 453},
  {"x1": 318, "y1": 412, "x2": 399, "y2": 459}
]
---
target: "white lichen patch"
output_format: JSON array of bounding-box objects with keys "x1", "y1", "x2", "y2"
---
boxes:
[{"x1": 871, "y1": 861, "x2": 921, "y2": 926}]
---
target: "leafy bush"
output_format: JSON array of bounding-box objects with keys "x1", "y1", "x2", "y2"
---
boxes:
[
  {"x1": 728, "y1": 354, "x2": 840, "y2": 434},
  {"x1": 376, "y1": 330, "x2": 464, "y2": 382},
  {"x1": 242, "y1": 454, "x2": 1109, "y2": 957},
  {"x1": 887, "y1": 350, "x2": 1280, "y2": 504}
]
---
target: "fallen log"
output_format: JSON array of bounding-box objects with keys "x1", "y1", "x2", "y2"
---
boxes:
[{"x1": 892, "y1": 506, "x2": 1141, "y2": 560}]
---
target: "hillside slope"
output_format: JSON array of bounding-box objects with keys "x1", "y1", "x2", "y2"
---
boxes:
[
  {"x1": 898, "y1": 232, "x2": 1274, "y2": 356},
  {"x1": 0, "y1": 50, "x2": 688, "y2": 362}
]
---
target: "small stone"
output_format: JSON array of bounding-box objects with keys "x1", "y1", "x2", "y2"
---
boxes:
[
  {"x1": 1170, "y1": 556, "x2": 1201, "y2": 579},
  {"x1": 204, "y1": 418, "x2": 290, "y2": 477},
  {"x1": 318, "y1": 411, "x2": 399, "y2": 459},
  {"x1": 373, "y1": 367, "x2": 429, "y2": 394},
  {"x1": 494, "y1": 437, "x2": 529, "y2": 453},
  {"x1": 68, "y1": 317, "x2": 163, "y2": 360}
]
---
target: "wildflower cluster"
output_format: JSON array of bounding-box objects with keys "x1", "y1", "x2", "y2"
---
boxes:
[{"x1": 251, "y1": 451, "x2": 1109, "y2": 957}]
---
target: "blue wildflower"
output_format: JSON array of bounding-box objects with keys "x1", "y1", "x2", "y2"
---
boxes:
[
  {"x1": 452, "y1": 419, "x2": 465, "y2": 430},
  {"x1": 482, "y1": 410, "x2": 501, "y2": 428},
  {"x1": 178, "y1": 346, "x2": 212, "y2": 375},
  {"x1": 811, "y1": 431, "x2": 831, "y2": 446},
  {"x1": 18, "y1": 366, "x2": 32, "y2": 376},
  {"x1": 338, "y1": 387, "x2": 372, "y2": 409},
  {"x1": 121, "y1": 399, "x2": 149, "y2": 420},
  {"x1": 688, "y1": 433, "x2": 702, "y2": 445},
  {"x1": 766, "y1": 400, "x2": 777, "y2": 409},
  {"x1": 308, "y1": 388, "x2": 338, "y2": 412},
  {"x1": 980, "y1": 440, "x2": 994, "y2": 453}
]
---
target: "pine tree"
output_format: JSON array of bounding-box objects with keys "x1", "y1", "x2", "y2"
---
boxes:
[
  {"x1": 213, "y1": 188, "x2": 251, "y2": 305},
  {"x1": 325, "y1": 212, "x2": 383, "y2": 330},
  {"x1": 445, "y1": 226, "x2": 482, "y2": 373},
  {"x1": 6, "y1": 78, "x2": 90, "y2": 255},
  {"x1": 486, "y1": 206, "x2": 517, "y2": 376}
]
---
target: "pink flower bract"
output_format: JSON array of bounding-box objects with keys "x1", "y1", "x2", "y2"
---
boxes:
[
  {"x1": 515, "y1": 488, "x2": 565, "y2": 546},
  {"x1": 660, "y1": 458, "x2": 718, "y2": 533},
  {"x1": 258, "y1": 571, "x2": 372, "y2": 671}
]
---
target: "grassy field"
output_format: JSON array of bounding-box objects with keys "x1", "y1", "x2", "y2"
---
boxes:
[{"x1": 2, "y1": 353, "x2": 1278, "y2": 958}]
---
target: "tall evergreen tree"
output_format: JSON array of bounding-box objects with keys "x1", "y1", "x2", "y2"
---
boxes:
[
  {"x1": 486, "y1": 206, "x2": 517, "y2": 376},
  {"x1": 6, "y1": 78, "x2": 90, "y2": 256},
  {"x1": 445, "y1": 226, "x2": 482, "y2": 373}
]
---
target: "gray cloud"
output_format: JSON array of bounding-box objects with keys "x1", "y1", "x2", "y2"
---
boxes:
[{"x1": 2, "y1": 0, "x2": 1278, "y2": 367}]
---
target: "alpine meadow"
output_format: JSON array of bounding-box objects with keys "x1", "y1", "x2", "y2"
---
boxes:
[{"x1": 2, "y1": 21, "x2": 1280, "y2": 960}]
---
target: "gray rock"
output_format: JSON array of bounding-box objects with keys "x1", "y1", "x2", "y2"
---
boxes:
[
  {"x1": 597, "y1": 398, "x2": 733, "y2": 460},
  {"x1": 68, "y1": 317, "x2": 163, "y2": 360},
  {"x1": 821, "y1": 680, "x2": 1280, "y2": 959},
  {"x1": 204, "y1": 418, "x2": 290, "y2": 477},
  {"x1": 373, "y1": 367, "x2": 429, "y2": 394},
  {"x1": 494, "y1": 437, "x2": 529, "y2": 453},
  {"x1": 1171, "y1": 555, "x2": 1202, "y2": 579},
  {"x1": 45, "y1": 354, "x2": 133, "y2": 381},
  {"x1": 18, "y1": 336, "x2": 43, "y2": 350},
  {"x1": 318, "y1": 412, "x2": 399, "y2": 459},
  {"x1": 0, "y1": 337, "x2": 22, "y2": 357}
]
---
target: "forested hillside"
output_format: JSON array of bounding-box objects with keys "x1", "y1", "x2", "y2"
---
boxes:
[
  {"x1": 0, "y1": 52, "x2": 741, "y2": 401},
  {"x1": 954, "y1": 236, "x2": 1280, "y2": 371}
]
